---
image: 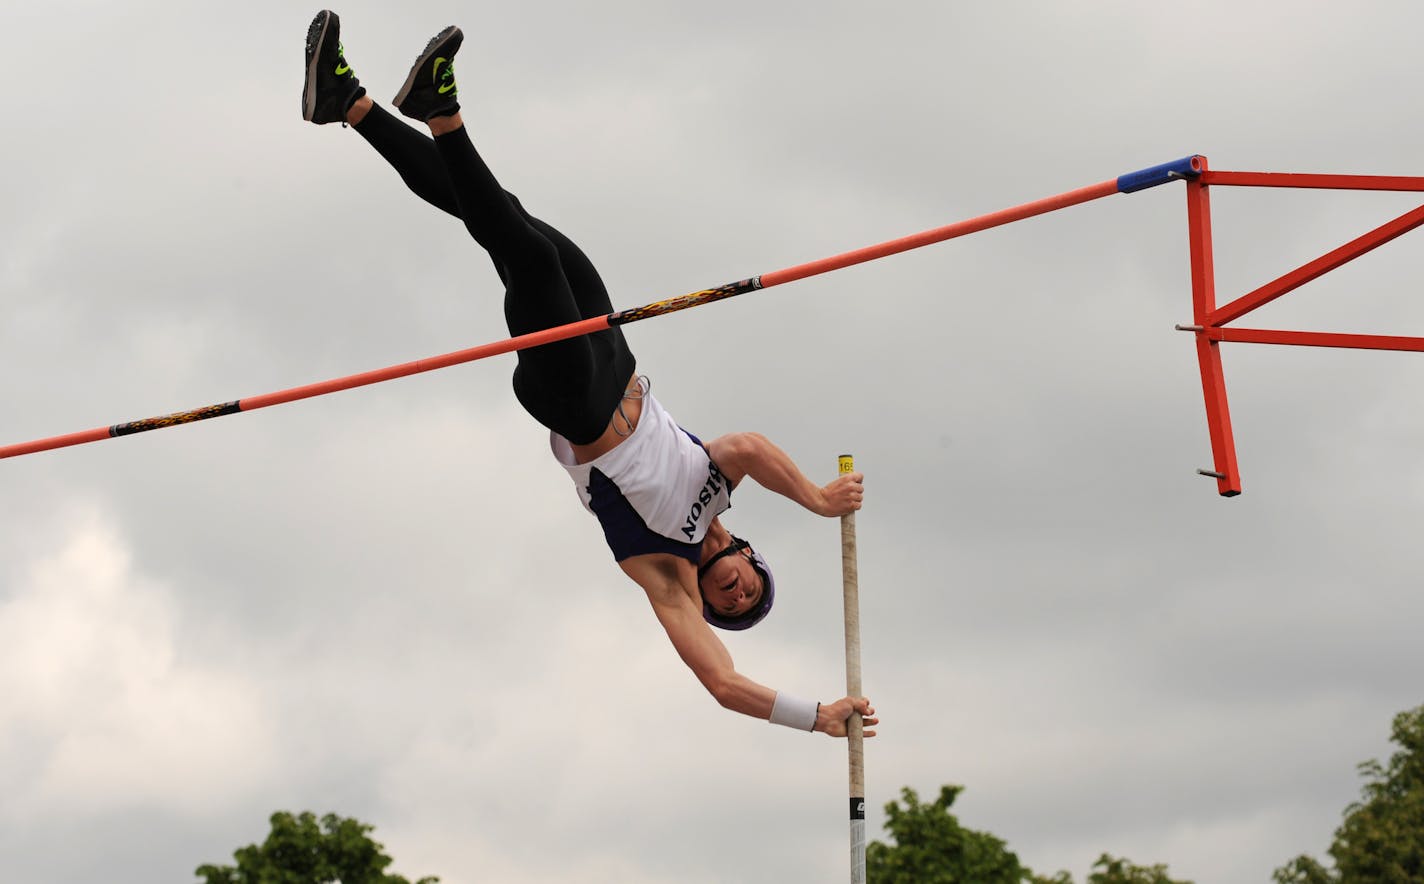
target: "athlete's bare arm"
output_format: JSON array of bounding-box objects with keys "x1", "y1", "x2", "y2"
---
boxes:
[
  {"x1": 623, "y1": 554, "x2": 775, "y2": 717},
  {"x1": 705, "y1": 432, "x2": 864, "y2": 517},
  {"x1": 620, "y1": 553, "x2": 877, "y2": 737}
]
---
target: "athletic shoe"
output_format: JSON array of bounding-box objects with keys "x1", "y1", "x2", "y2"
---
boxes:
[
  {"x1": 303, "y1": 10, "x2": 365, "y2": 124},
  {"x1": 393, "y1": 26, "x2": 463, "y2": 122}
]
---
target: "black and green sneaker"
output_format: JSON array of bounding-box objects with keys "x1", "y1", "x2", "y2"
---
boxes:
[
  {"x1": 303, "y1": 10, "x2": 365, "y2": 124},
  {"x1": 393, "y1": 25, "x2": 463, "y2": 122}
]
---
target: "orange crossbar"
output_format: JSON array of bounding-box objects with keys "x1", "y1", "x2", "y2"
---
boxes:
[
  {"x1": 4, "y1": 169, "x2": 1149, "y2": 462},
  {"x1": 0, "y1": 317, "x2": 609, "y2": 460},
  {"x1": 760, "y1": 180, "x2": 1120, "y2": 287}
]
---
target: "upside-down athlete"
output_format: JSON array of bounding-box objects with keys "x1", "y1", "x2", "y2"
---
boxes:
[{"x1": 302, "y1": 11, "x2": 877, "y2": 738}]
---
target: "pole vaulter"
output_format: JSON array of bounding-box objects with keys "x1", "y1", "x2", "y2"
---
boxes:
[{"x1": 0, "y1": 156, "x2": 1202, "y2": 462}]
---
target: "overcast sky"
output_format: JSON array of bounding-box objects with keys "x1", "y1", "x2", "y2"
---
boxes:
[{"x1": 4, "y1": 2, "x2": 1423, "y2": 882}]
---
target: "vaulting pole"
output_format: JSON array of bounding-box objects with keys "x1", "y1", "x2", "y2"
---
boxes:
[
  {"x1": 838, "y1": 454, "x2": 865, "y2": 884},
  {"x1": 0, "y1": 157, "x2": 1200, "y2": 461}
]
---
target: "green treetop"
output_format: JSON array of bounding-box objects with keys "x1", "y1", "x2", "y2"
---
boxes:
[
  {"x1": 195, "y1": 810, "x2": 438, "y2": 884},
  {"x1": 866, "y1": 785, "x2": 1190, "y2": 884},
  {"x1": 1275, "y1": 704, "x2": 1424, "y2": 883}
]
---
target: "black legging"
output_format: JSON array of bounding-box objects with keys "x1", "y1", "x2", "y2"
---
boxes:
[{"x1": 352, "y1": 103, "x2": 636, "y2": 444}]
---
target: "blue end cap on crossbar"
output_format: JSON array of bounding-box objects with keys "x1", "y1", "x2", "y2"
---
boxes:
[{"x1": 1116, "y1": 156, "x2": 1204, "y2": 193}]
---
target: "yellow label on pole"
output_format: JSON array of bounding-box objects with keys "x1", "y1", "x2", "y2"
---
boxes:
[{"x1": 839, "y1": 454, "x2": 855, "y2": 474}]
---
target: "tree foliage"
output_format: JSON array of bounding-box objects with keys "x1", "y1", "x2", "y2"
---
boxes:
[
  {"x1": 195, "y1": 811, "x2": 438, "y2": 884},
  {"x1": 866, "y1": 784, "x2": 1190, "y2": 884},
  {"x1": 1086, "y1": 852, "x2": 1192, "y2": 884},
  {"x1": 1273, "y1": 855, "x2": 1337, "y2": 884},
  {"x1": 1275, "y1": 704, "x2": 1424, "y2": 883},
  {"x1": 866, "y1": 785, "x2": 1033, "y2": 883}
]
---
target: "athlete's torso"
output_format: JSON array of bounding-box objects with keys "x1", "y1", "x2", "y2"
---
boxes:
[{"x1": 552, "y1": 391, "x2": 732, "y2": 562}]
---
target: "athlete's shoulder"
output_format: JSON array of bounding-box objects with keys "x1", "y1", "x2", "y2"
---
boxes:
[{"x1": 619, "y1": 552, "x2": 698, "y2": 605}]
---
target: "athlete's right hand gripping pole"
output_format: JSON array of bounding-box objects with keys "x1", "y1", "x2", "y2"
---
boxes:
[{"x1": 838, "y1": 454, "x2": 866, "y2": 884}]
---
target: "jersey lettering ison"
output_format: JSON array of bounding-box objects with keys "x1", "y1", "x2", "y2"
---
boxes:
[{"x1": 551, "y1": 392, "x2": 732, "y2": 563}]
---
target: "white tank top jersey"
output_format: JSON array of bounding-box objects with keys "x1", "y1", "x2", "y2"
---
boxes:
[{"x1": 551, "y1": 391, "x2": 733, "y2": 562}]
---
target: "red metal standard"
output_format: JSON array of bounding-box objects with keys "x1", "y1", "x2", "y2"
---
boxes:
[
  {"x1": 1184, "y1": 159, "x2": 1241, "y2": 496},
  {"x1": 1206, "y1": 328, "x2": 1424, "y2": 352},
  {"x1": 1182, "y1": 164, "x2": 1424, "y2": 496}
]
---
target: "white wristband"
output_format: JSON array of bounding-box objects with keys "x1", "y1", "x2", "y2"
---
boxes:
[{"x1": 769, "y1": 692, "x2": 819, "y2": 732}]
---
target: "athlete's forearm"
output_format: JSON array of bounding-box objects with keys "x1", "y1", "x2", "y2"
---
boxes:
[
  {"x1": 705, "y1": 669, "x2": 777, "y2": 720},
  {"x1": 626, "y1": 555, "x2": 841, "y2": 732},
  {"x1": 715, "y1": 678, "x2": 877, "y2": 737},
  {"x1": 709, "y1": 672, "x2": 854, "y2": 735}
]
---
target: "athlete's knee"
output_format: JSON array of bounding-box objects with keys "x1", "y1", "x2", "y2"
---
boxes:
[
  {"x1": 464, "y1": 214, "x2": 553, "y2": 270},
  {"x1": 504, "y1": 191, "x2": 532, "y2": 221},
  {"x1": 500, "y1": 226, "x2": 561, "y2": 275}
]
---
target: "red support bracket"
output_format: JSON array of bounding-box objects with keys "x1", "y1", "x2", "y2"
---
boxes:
[{"x1": 1181, "y1": 161, "x2": 1424, "y2": 496}]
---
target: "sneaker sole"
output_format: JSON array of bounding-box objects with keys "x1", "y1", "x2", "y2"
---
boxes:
[
  {"x1": 392, "y1": 25, "x2": 462, "y2": 112},
  {"x1": 302, "y1": 11, "x2": 334, "y2": 122}
]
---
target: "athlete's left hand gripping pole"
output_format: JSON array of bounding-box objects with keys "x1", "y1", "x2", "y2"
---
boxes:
[{"x1": 838, "y1": 454, "x2": 866, "y2": 884}]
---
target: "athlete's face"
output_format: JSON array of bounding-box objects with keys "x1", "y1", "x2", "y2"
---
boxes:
[{"x1": 698, "y1": 549, "x2": 764, "y2": 618}]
